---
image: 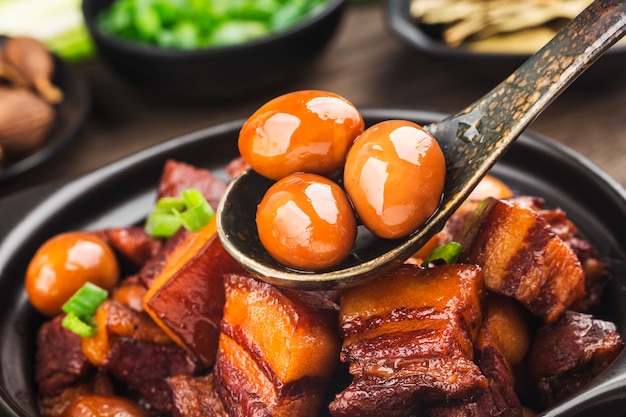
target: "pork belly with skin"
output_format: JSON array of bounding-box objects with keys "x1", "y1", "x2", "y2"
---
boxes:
[
  {"x1": 426, "y1": 294, "x2": 531, "y2": 417},
  {"x1": 142, "y1": 218, "x2": 245, "y2": 367},
  {"x1": 509, "y1": 196, "x2": 611, "y2": 312},
  {"x1": 330, "y1": 264, "x2": 487, "y2": 417},
  {"x1": 538, "y1": 206, "x2": 611, "y2": 312},
  {"x1": 528, "y1": 310, "x2": 623, "y2": 407},
  {"x1": 425, "y1": 345, "x2": 522, "y2": 417},
  {"x1": 215, "y1": 272, "x2": 341, "y2": 417},
  {"x1": 460, "y1": 197, "x2": 585, "y2": 323}
]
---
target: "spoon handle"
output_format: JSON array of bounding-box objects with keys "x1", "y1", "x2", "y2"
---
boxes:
[{"x1": 427, "y1": 0, "x2": 626, "y2": 207}]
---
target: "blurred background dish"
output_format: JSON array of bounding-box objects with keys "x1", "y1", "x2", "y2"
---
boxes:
[
  {"x1": 0, "y1": 35, "x2": 90, "y2": 184},
  {"x1": 81, "y1": 0, "x2": 347, "y2": 100},
  {"x1": 384, "y1": 0, "x2": 626, "y2": 83},
  {"x1": 0, "y1": 0, "x2": 94, "y2": 62}
]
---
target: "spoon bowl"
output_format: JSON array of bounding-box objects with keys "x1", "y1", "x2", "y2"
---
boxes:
[{"x1": 217, "y1": 0, "x2": 626, "y2": 290}]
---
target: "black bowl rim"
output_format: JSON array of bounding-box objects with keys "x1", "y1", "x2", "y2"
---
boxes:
[
  {"x1": 384, "y1": 0, "x2": 626, "y2": 60},
  {"x1": 1, "y1": 108, "x2": 626, "y2": 416},
  {"x1": 82, "y1": 0, "x2": 347, "y2": 58}
]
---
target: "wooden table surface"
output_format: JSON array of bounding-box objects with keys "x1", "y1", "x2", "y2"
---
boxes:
[{"x1": 1, "y1": 1, "x2": 625, "y2": 200}]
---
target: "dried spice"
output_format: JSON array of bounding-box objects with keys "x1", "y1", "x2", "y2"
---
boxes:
[
  {"x1": 0, "y1": 36, "x2": 63, "y2": 161},
  {"x1": 0, "y1": 87, "x2": 54, "y2": 153},
  {"x1": 2, "y1": 36, "x2": 64, "y2": 104},
  {"x1": 410, "y1": 0, "x2": 592, "y2": 51}
]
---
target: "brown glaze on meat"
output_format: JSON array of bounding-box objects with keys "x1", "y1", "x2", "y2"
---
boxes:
[
  {"x1": 95, "y1": 227, "x2": 162, "y2": 268},
  {"x1": 142, "y1": 219, "x2": 245, "y2": 367},
  {"x1": 528, "y1": 310, "x2": 624, "y2": 407},
  {"x1": 36, "y1": 316, "x2": 98, "y2": 399},
  {"x1": 167, "y1": 374, "x2": 228, "y2": 417},
  {"x1": 32, "y1": 159, "x2": 624, "y2": 417},
  {"x1": 35, "y1": 316, "x2": 114, "y2": 417},
  {"x1": 137, "y1": 228, "x2": 188, "y2": 288},
  {"x1": 215, "y1": 272, "x2": 341, "y2": 417},
  {"x1": 61, "y1": 394, "x2": 149, "y2": 417},
  {"x1": 157, "y1": 159, "x2": 227, "y2": 210},
  {"x1": 460, "y1": 198, "x2": 585, "y2": 323},
  {"x1": 426, "y1": 346, "x2": 523, "y2": 417},
  {"x1": 80, "y1": 300, "x2": 203, "y2": 412},
  {"x1": 532, "y1": 203, "x2": 611, "y2": 312},
  {"x1": 330, "y1": 264, "x2": 487, "y2": 417}
]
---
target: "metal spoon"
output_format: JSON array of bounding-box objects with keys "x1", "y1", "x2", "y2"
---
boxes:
[{"x1": 217, "y1": 0, "x2": 626, "y2": 291}]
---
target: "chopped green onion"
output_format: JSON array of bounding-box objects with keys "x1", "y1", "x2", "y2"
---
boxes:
[
  {"x1": 62, "y1": 311, "x2": 98, "y2": 338},
  {"x1": 96, "y1": 0, "x2": 330, "y2": 50},
  {"x1": 422, "y1": 242, "x2": 462, "y2": 267},
  {"x1": 61, "y1": 282, "x2": 108, "y2": 337},
  {"x1": 145, "y1": 212, "x2": 184, "y2": 238},
  {"x1": 175, "y1": 189, "x2": 215, "y2": 232},
  {"x1": 61, "y1": 282, "x2": 108, "y2": 316},
  {"x1": 145, "y1": 188, "x2": 214, "y2": 238}
]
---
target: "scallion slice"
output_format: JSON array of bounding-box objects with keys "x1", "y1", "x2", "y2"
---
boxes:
[
  {"x1": 61, "y1": 311, "x2": 98, "y2": 338},
  {"x1": 61, "y1": 282, "x2": 108, "y2": 337},
  {"x1": 175, "y1": 189, "x2": 214, "y2": 232},
  {"x1": 144, "y1": 188, "x2": 214, "y2": 238},
  {"x1": 145, "y1": 212, "x2": 184, "y2": 238},
  {"x1": 422, "y1": 242, "x2": 462, "y2": 266}
]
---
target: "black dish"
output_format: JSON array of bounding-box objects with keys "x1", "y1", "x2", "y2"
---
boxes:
[
  {"x1": 384, "y1": 0, "x2": 626, "y2": 82},
  {"x1": 1, "y1": 109, "x2": 625, "y2": 416},
  {"x1": 81, "y1": 0, "x2": 347, "y2": 100},
  {"x1": 0, "y1": 35, "x2": 90, "y2": 184}
]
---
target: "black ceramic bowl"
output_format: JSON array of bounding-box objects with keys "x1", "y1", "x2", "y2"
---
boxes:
[
  {"x1": 1, "y1": 109, "x2": 626, "y2": 416},
  {"x1": 81, "y1": 0, "x2": 347, "y2": 99},
  {"x1": 384, "y1": 0, "x2": 626, "y2": 83}
]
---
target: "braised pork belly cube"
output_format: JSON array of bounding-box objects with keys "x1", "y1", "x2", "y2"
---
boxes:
[
  {"x1": 94, "y1": 226, "x2": 162, "y2": 269},
  {"x1": 36, "y1": 316, "x2": 113, "y2": 417},
  {"x1": 528, "y1": 310, "x2": 623, "y2": 407},
  {"x1": 516, "y1": 197, "x2": 612, "y2": 312},
  {"x1": 215, "y1": 272, "x2": 341, "y2": 417},
  {"x1": 81, "y1": 300, "x2": 204, "y2": 412},
  {"x1": 167, "y1": 374, "x2": 228, "y2": 417},
  {"x1": 460, "y1": 197, "x2": 585, "y2": 323},
  {"x1": 329, "y1": 264, "x2": 487, "y2": 417},
  {"x1": 425, "y1": 346, "x2": 522, "y2": 417},
  {"x1": 157, "y1": 159, "x2": 227, "y2": 210},
  {"x1": 142, "y1": 218, "x2": 245, "y2": 367},
  {"x1": 425, "y1": 296, "x2": 531, "y2": 417},
  {"x1": 138, "y1": 158, "x2": 228, "y2": 287}
]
